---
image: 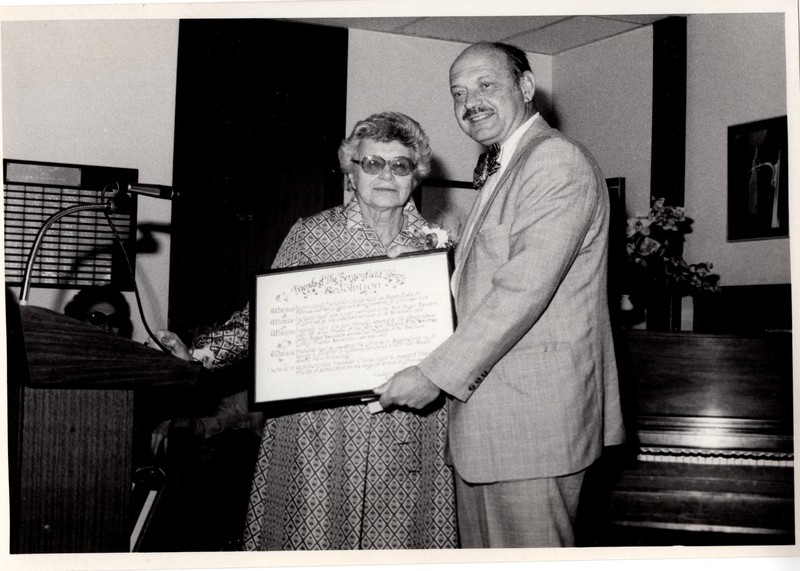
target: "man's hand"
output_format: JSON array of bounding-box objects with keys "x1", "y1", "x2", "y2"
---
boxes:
[{"x1": 373, "y1": 365, "x2": 441, "y2": 410}]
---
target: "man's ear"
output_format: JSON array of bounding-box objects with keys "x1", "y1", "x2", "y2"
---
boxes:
[{"x1": 519, "y1": 70, "x2": 536, "y2": 104}]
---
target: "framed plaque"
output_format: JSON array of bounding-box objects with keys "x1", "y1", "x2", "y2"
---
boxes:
[
  {"x1": 727, "y1": 116, "x2": 789, "y2": 241},
  {"x1": 251, "y1": 249, "x2": 454, "y2": 407}
]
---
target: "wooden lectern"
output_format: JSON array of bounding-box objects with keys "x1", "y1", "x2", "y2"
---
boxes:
[{"x1": 8, "y1": 303, "x2": 202, "y2": 553}]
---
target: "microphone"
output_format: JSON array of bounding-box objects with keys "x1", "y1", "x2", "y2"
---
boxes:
[{"x1": 123, "y1": 183, "x2": 179, "y2": 200}]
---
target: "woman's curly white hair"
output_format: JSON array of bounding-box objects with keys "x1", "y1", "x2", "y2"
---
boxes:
[{"x1": 338, "y1": 111, "x2": 432, "y2": 190}]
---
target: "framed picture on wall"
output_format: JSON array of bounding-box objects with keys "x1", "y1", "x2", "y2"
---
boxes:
[
  {"x1": 727, "y1": 116, "x2": 788, "y2": 241},
  {"x1": 413, "y1": 178, "x2": 475, "y2": 244}
]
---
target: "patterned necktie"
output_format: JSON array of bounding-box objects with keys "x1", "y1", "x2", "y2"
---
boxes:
[{"x1": 472, "y1": 143, "x2": 501, "y2": 190}]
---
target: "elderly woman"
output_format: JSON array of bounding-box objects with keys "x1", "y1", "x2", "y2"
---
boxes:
[{"x1": 159, "y1": 111, "x2": 456, "y2": 550}]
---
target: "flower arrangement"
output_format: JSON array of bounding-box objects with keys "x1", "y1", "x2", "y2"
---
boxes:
[
  {"x1": 418, "y1": 223, "x2": 455, "y2": 250},
  {"x1": 625, "y1": 198, "x2": 721, "y2": 298}
]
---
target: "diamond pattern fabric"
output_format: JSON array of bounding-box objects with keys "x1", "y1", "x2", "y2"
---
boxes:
[
  {"x1": 204, "y1": 197, "x2": 456, "y2": 550},
  {"x1": 472, "y1": 143, "x2": 501, "y2": 190}
]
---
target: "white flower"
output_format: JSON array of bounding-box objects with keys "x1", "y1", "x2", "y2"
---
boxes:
[{"x1": 421, "y1": 224, "x2": 452, "y2": 249}]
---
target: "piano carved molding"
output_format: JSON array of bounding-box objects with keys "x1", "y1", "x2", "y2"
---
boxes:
[{"x1": 582, "y1": 329, "x2": 795, "y2": 546}]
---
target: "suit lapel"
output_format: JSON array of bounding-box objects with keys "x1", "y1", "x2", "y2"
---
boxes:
[{"x1": 452, "y1": 116, "x2": 555, "y2": 299}]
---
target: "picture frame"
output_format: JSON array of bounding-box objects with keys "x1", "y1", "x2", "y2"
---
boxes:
[
  {"x1": 250, "y1": 249, "x2": 454, "y2": 409},
  {"x1": 727, "y1": 116, "x2": 788, "y2": 241}
]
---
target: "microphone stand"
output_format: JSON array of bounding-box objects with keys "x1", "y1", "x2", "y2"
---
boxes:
[
  {"x1": 19, "y1": 198, "x2": 117, "y2": 305},
  {"x1": 18, "y1": 182, "x2": 175, "y2": 353}
]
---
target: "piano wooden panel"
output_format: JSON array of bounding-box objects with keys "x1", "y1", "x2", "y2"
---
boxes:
[
  {"x1": 622, "y1": 331, "x2": 792, "y2": 425},
  {"x1": 598, "y1": 330, "x2": 794, "y2": 545},
  {"x1": 610, "y1": 462, "x2": 793, "y2": 536}
]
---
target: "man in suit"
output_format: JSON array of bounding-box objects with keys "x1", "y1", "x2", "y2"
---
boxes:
[{"x1": 375, "y1": 41, "x2": 625, "y2": 547}]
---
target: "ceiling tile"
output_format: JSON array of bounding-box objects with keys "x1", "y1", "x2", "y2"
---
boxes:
[
  {"x1": 398, "y1": 16, "x2": 568, "y2": 44},
  {"x1": 284, "y1": 17, "x2": 422, "y2": 34},
  {"x1": 285, "y1": 14, "x2": 667, "y2": 56},
  {"x1": 510, "y1": 15, "x2": 641, "y2": 55},
  {"x1": 603, "y1": 14, "x2": 670, "y2": 25}
]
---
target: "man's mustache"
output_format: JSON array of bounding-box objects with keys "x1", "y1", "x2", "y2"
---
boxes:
[{"x1": 463, "y1": 106, "x2": 492, "y2": 121}]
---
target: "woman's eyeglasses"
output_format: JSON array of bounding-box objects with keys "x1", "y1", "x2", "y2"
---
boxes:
[
  {"x1": 84, "y1": 311, "x2": 124, "y2": 329},
  {"x1": 351, "y1": 155, "x2": 416, "y2": 177}
]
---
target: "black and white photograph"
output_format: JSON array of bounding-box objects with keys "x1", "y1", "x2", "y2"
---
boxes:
[
  {"x1": 727, "y1": 115, "x2": 790, "y2": 241},
  {"x1": 1, "y1": 1, "x2": 798, "y2": 571}
]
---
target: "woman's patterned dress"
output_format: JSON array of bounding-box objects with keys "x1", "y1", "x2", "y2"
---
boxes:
[{"x1": 192, "y1": 197, "x2": 457, "y2": 550}]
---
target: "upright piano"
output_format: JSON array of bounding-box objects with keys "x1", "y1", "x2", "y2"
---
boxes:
[{"x1": 595, "y1": 329, "x2": 794, "y2": 546}]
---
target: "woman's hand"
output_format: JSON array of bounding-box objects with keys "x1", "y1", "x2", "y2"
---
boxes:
[
  {"x1": 150, "y1": 417, "x2": 196, "y2": 458},
  {"x1": 386, "y1": 243, "x2": 424, "y2": 258},
  {"x1": 156, "y1": 329, "x2": 192, "y2": 361},
  {"x1": 150, "y1": 420, "x2": 170, "y2": 457}
]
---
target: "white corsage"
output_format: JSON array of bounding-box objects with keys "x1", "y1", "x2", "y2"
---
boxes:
[
  {"x1": 419, "y1": 223, "x2": 456, "y2": 250},
  {"x1": 388, "y1": 223, "x2": 457, "y2": 258}
]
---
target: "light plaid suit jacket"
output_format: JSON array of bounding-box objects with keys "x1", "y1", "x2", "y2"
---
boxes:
[{"x1": 419, "y1": 116, "x2": 625, "y2": 483}]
